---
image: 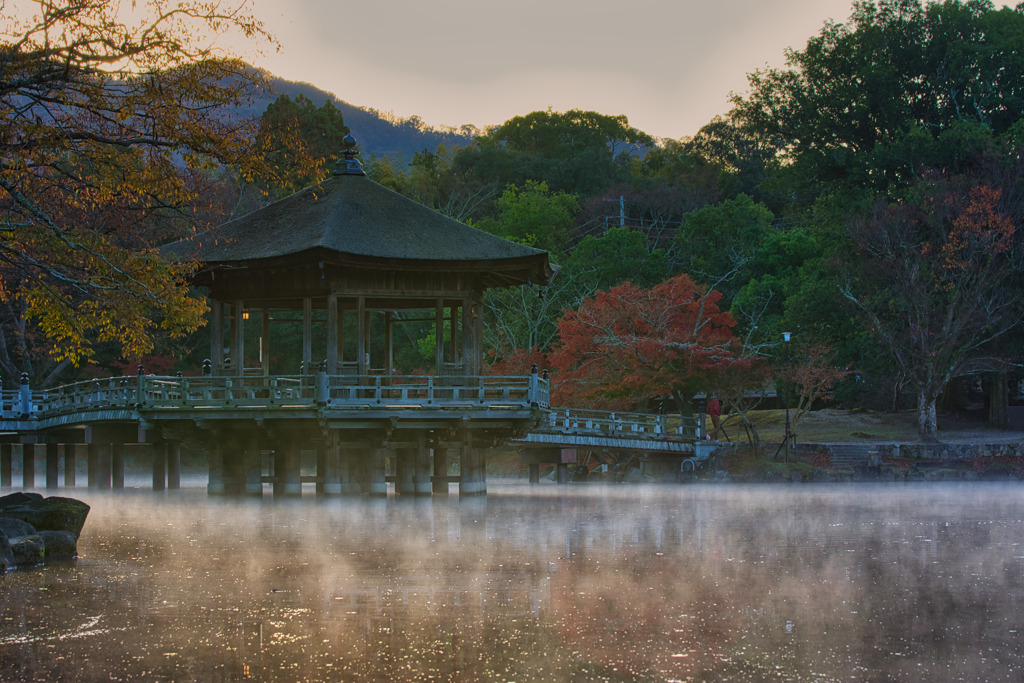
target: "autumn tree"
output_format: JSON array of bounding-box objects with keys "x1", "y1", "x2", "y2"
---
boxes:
[
  {"x1": 843, "y1": 176, "x2": 1023, "y2": 441},
  {"x1": 779, "y1": 342, "x2": 851, "y2": 434},
  {"x1": 548, "y1": 274, "x2": 751, "y2": 413},
  {"x1": 0, "y1": 0, "x2": 270, "y2": 383}
]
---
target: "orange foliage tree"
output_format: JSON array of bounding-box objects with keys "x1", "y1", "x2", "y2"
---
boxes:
[
  {"x1": 548, "y1": 274, "x2": 752, "y2": 412},
  {"x1": 0, "y1": 0, "x2": 272, "y2": 383},
  {"x1": 780, "y1": 342, "x2": 850, "y2": 433}
]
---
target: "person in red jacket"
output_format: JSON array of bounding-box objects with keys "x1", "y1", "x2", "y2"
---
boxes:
[{"x1": 706, "y1": 395, "x2": 728, "y2": 441}]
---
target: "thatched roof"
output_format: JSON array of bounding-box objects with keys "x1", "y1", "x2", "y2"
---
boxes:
[{"x1": 164, "y1": 171, "x2": 553, "y2": 288}]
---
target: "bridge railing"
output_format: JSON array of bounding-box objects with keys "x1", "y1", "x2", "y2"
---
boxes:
[{"x1": 542, "y1": 408, "x2": 698, "y2": 440}]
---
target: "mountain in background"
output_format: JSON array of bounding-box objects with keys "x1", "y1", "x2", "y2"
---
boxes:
[{"x1": 242, "y1": 71, "x2": 479, "y2": 162}]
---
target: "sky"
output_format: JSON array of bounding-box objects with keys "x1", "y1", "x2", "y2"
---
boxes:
[{"x1": 243, "y1": 0, "x2": 859, "y2": 141}]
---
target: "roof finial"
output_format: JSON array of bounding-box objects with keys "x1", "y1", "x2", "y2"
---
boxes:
[{"x1": 333, "y1": 134, "x2": 365, "y2": 176}]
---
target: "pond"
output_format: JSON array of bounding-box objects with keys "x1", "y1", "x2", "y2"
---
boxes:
[{"x1": 2, "y1": 481, "x2": 1023, "y2": 681}]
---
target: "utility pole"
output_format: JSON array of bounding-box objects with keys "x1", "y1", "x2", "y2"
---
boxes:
[{"x1": 603, "y1": 195, "x2": 625, "y2": 228}]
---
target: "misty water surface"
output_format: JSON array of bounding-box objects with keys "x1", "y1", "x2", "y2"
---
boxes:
[{"x1": 1, "y1": 482, "x2": 1023, "y2": 681}]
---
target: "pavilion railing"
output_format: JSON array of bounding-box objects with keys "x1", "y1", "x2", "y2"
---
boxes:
[{"x1": 12, "y1": 371, "x2": 549, "y2": 418}]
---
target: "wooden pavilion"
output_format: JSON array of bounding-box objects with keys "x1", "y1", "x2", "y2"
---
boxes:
[
  {"x1": 169, "y1": 138, "x2": 552, "y2": 379},
  {"x1": 160, "y1": 137, "x2": 554, "y2": 496}
]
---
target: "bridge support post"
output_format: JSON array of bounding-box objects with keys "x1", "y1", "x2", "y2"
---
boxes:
[
  {"x1": 22, "y1": 443, "x2": 36, "y2": 489},
  {"x1": 45, "y1": 443, "x2": 59, "y2": 489},
  {"x1": 1, "y1": 443, "x2": 12, "y2": 487},
  {"x1": 368, "y1": 447, "x2": 387, "y2": 497},
  {"x1": 459, "y1": 433, "x2": 486, "y2": 497},
  {"x1": 432, "y1": 447, "x2": 450, "y2": 495},
  {"x1": 322, "y1": 435, "x2": 343, "y2": 495},
  {"x1": 315, "y1": 447, "x2": 326, "y2": 495},
  {"x1": 167, "y1": 443, "x2": 181, "y2": 490},
  {"x1": 152, "y1": 442, "x2": 167, "y2": 491},
  {"x1": 87, "y1": 444, "x2": 99, "y2": 488},
  {"x1": 556, "y1": 463, "x2": 569, "y2": 485},
  {"x1": 64, "y1": 445, "x2": 77, "y2": 488},
  {"x1": 207, "y1": 447, "x2": 224, "y2": 495},
  {"x1": 273, "y1": 442, "x2": 300, "y2": 498},
  {"x1": 395, "y1": 447, "x2": 415, "y2": 496},
  {"x1": 222, "y1": 439, "x2": 245, "y2": 496},
  {"x1": 111, "y1": 443, "x2": 124, "y2": 489},
  {"x1": 98, "y1": 444, "x2": 111, "y2": 489},
  {"x1": 414, "y1": 433, "x2": 431, "y2": 497},
  {"x1": 528, "y1": 463, "x2": 540, "y2": 484},
  {"x1": 244, "y1": 432, "x2": 263, "y2": 497}
]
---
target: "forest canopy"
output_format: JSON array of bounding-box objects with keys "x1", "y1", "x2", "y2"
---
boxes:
[{"x1": 3, "y1": 0, "x2": 1022, "y2": 442}]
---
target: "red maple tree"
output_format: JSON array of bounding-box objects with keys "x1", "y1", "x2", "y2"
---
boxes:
[{"x1": 548, "y1": 274, "x2": 750, "y2": 411}]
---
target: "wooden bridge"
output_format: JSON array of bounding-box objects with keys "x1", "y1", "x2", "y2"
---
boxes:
[{"x1": 0, "y1": 370, "x2": 706, "y2": 495}]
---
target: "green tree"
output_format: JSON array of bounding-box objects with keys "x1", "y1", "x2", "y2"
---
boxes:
[
  {"x1": 453, "y1": 109, "x2": 653, "y2": 197},
  {"x1": 474, "y1": 181, "x2": 579, "y2": 256},
  {"x1": 733, "y1": 0, "x2": 1024, "y2": 193},
  {"x1": 0, "y1": 0, "x2": 270, "y2": 382},
  {"x1": 562, "y1": 227, "x2": 671, "y2": 293},
  {"x1": 255, "y1": 94, "x2": 349, "y2": 197},
  {"x1": 672, "y1": 194, "x2": 775, "y2": 300}
]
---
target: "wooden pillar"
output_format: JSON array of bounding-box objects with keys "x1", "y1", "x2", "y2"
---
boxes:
[
  {"x1": 368, "y1": 447, "x2": 387, "y2": 497},
  {"x1": 210, "y1": 300, "x2": 224, "y2": 374},
  {"x1": 1, "y1": 443, "x2": 12, "y2": 487},
  {"x1": 167, "y1": 443, "x2": 181, "y2": 490},
  {"x1": 207, "y1": 447, "x2": 224, "y2": 495},
  {"x1": 327, "y1": 294, "x2": 339, "y2": 374},
  {"x1": 414, "y1": 433, "x2": 431, "y2": 497},
  {"x1": 45, "y1": 442, "x2": 59, "y2": 489},
  {"x1": 111, "y1": 443, "x2": 125, "y2": 489},
  {"x1": 449, "y1": 304, "x2": 459, "y2": 369},
  {"x1": 385, "y1": 311, "x2": 394, "y2": 378},
  {"x1": 434, "y1": 299, "x2": 444, "y2": 374},
  {"x1": 432, "y1": 447, "x2": 450, "y2": 495},
  {"x1": 152, "y1": 442, "x2": 167, "y2": 491},
  {"x1": 244, "y1": 431, "x2": 263, "y2": 497},
  {"x1": 234, "y1": 299, "x2": 246, "y2": 377},
  {"x1": 463, "y1": 294, "x2": 483, "y2": 375},
  {"x1": 261, "y1": 306, "x2": 271, "y2": 376},
  {"x1": 458, "y1": 432, "x2": 486, "y2": 496},
  {"x1": 529, "y1": 463, "x2": 540, "y2": 484},
  {"x1": 302, "y1": 297, "x2": 313, "y2": 374},
  {"x1": 22, "y1": 443, "x2": 35, "y2": 489},
  {"x1": 356, "y1": 296, "x2": 367, "y2": 376},
  {"x1": 64, "y1": 444, "x2": 77, "y2": 488}
]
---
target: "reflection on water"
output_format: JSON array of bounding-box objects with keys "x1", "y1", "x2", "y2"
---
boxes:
[{"x1": 2, "y1": 482, "x2": 1024, "y2": 681}]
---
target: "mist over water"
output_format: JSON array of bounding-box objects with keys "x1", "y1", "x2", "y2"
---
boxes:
[{"x1": 2, "y1": 482, "x2": 1023, "y2": 681}]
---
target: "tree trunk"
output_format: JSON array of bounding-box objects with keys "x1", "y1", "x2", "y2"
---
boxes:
[
  {"x1": 989, "y1": 371, "x2": 1008, "y2": 429},
  {"x1": 917, "y1": 389, "x2": 939, "y2": 442}
]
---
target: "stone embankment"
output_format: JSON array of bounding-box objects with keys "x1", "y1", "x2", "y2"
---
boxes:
[
  {"x1": 710, "y1": 441, "x2": 1024, "y2": 483},
  {"x1": 0, "y1": 492, "x2": 90, "y2": 570}
]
